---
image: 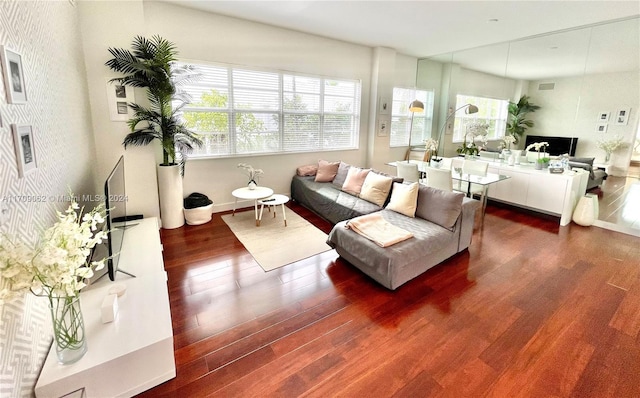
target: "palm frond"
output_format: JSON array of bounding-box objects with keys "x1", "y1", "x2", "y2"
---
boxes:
[{"x1": 123, "y1": 130, "x2": 160, "y2": 148}]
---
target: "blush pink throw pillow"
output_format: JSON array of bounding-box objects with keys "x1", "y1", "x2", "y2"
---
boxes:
[
  {"x1": 315, "y1": 160, "x2": 340, "y2": 182},
  {"x1": 341, "y1": 167, "x2": 371, "y2": 196}
]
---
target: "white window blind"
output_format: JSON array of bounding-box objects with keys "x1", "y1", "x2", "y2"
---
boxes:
[
  {"x1": 177, "y1": 62, "x2": 361, "y2": 157},
  {"x1": 390, "y1": 88, "x2": 434, "y2": 147},
  {"x1": 452, "y1": 94, "x2": 509, "y2": 142}
]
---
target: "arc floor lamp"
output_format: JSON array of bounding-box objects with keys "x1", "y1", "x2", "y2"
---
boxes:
[
  {"x1": 408, "y1": 99, "x2": 425, "y2": 144},
  {"x1": 437, "y1": 103, "x2": 479, "y2": 157}
]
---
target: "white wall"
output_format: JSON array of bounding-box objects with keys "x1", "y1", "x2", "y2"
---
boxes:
[
  {"x1": 0, "y1": 1, "x2": 97, "y2": 396},
  {"x1": 79, "y1": 0, "x2": 377, "y2": 216},
  {"x1": 528, "y1": 70, "x2": 640, "y2": 175}
]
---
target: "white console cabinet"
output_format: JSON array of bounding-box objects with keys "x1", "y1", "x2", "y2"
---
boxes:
[
  {"x1": 486, "y1": 163, "x2": 588, "y2": 226},
  {"x1": 35, "y1": 217, "x2": 175, "y2": 398}
]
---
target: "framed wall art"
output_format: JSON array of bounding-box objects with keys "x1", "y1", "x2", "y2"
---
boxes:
[
  {"x1": 106, "y1": 78, "x2": 135, "y2": 122},
  {"x1": 595, "y1": 123, "x2": 608, "y2": 133},
  {"x1": 11, "y1": 124, "x2": 37, "y2": 177},
  {"x1": 615, "y1": 108, "x2": 630, "y2": 125},
  {"x1": 1, "y1": 46, "x2": 27, "y2": 104},
  {"x1": 597, "y1": 111, "x2": 610, "y2": 122}
]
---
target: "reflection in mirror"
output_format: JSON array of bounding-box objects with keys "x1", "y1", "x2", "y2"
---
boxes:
[
  {"x1": 415, "y1": 17, "x2": 640, "y2": 234},
  {"x1": 580, "y1": 18, "x2": 640, "y2": 230},
  {"x1": 417, "y1": 42, "x2": 512, "y2": 157}
]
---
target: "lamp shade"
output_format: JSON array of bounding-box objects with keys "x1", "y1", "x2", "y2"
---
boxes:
[
  {"x1": 409, "y1": 100, "x2": 424, "y2": 113},
  {"x1": 465, "y1": 104, "x2": 479, "y2": 114}
]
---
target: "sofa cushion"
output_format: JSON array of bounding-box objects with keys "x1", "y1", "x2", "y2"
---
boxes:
[
  {"x1": 315, "y1": 160, "x2": 340, "y2": 182},
  {"x1": 296, "y1": 164, "x2": 318, "y2": 177},
  {"x1": 332, "y1": 161, "x2": 351, "y2": 188},
  {"x1": 360, "y1": 172, "x2": 393, "y2": 207},
  {"x1": 342, "y1": 167, "x2": 371, "y2": 195},
  {"x1": 570, "y1": 157, "x2": 594, "y2": 166},
  {"x1": 386, "y1": 182, "x2": 419, "y2": 218},
  {"x1": 416, "y1": 185, "x2": 464, "y2": 230}
]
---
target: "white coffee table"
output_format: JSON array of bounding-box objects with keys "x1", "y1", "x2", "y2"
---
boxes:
[
  {"x1": 258, "y1": 194, "x2": 290, "y2": 227},
  {"x1": 232, "y1": 186, "x2": 274, "y2": 226}
]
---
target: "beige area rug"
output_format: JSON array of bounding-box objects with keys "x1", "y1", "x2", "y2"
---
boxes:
[{"x1": 221, "y1": 208, "x2": 332, "y2": 271}]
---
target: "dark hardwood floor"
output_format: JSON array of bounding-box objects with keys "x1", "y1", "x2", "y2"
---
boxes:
[{"x1": 138, "y1": 201, "x2": 640, "y2": 397}]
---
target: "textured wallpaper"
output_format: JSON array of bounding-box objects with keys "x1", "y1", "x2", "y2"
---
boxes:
[{"x1": 0, "y1": 1, "x2": 97, "y2": 396}]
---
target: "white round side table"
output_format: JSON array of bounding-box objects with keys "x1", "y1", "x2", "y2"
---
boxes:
[
  {"x1": 231, "y1": 186, "x2": 274, "y2": 226},
  {"x1": 258, "y1": 194, "x2": 290, "y2": 227}
]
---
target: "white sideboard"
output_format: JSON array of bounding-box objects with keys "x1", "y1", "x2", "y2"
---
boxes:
[
  {"x1": 35, "y1": 217, "x2": 175, "y2": 398},
  {"x1": 485, "y1": 163, "x2": 588, "y2": 226}
]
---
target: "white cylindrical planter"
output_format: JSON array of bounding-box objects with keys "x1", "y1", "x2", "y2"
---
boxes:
[
  {"x1": 157, "y1": 164, "x2": 184, "y2": 229},
  {"x1": 572, "y1": 193, "x2": 599, "y2": 226},
  {"x1": 184, "y1": 203, "x2": 214, "y2": 225}
]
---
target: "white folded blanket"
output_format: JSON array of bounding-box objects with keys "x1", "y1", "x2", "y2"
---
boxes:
[{"x1": 346, "y1": 213, "x2": 413, "y2": 248}]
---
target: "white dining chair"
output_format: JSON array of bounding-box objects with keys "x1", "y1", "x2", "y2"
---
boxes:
[
  {"x1": 425, "y1": 167, "x2": 453, "y2": 191},
  {"x1": 396, "y1": 161, "x2": 421, "y2": 183},
  {"x1": 456, "y1": 159, "x2": 489, "y2": 197}
]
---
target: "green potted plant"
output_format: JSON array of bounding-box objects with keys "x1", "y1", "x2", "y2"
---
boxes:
[
  {"x1": 506, "y1": 95, "x2": 540, "y2": 145},
  {"x1": 105, "y1": 35, "x2": 202, "y2": 229}
]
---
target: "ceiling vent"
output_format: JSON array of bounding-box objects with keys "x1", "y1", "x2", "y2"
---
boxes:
[{"x1": 538, "y1": 83, "x2": 555, "y2": 91}]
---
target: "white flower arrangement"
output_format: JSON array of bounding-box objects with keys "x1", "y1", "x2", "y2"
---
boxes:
[
  {"x1": 501, "y1": 135, "x2": 516, "y2": 149},
  {"x1": 596, "y1": 135, "x2": 626, "y2": 154},
  {"x1": 525, "y1": 141, "x2": 549, "y2": 153},
  {"x1": 466, "y1": 121, "x2": 490, "y2": 137},
  {"x1": 424, "y1": 138, "x2": 439, "y2": 158},
  {"x1": 0, "y1": 199, "x2": 107, "y2": 304},
  {"x1": 525, "y1": 141, "x2": 550, "y2": 163},
  {"x1": 237, "y1": 163, "x2": 264, "y2": 183}
]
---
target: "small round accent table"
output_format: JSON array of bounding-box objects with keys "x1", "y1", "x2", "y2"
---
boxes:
[
  {"x1": 231, "y1": 186, "x2": 274, "y2": 226},
  {"x1": 258, "y1": 194, "x2": 290, "y2": 227}
]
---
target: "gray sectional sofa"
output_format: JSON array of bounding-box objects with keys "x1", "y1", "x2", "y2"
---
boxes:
[{"x1": 291, "y1": 166, "x2": 479, "y2": 290}]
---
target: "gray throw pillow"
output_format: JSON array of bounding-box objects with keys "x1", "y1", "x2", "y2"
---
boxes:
[
  {"x1": 332, "y1": 161, "x2": 351, "y2": 188},
  {"x1": 415, "y1": 185, "x2": 464, "y2": 230}
]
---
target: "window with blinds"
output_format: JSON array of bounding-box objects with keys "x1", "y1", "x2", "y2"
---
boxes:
[
  {"x1": 176, "y1": 61, "x2": 361, "y2": 157},
  {"x1": 452, "y1": 94, "x2": 509, "y2": 142},
  {"x1": 390, "y1": 88, "x2": 434, "y2": 147}
]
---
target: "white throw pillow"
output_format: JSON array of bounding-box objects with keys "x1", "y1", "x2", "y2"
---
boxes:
[
  {"x1": 360, "y1": 172, "x2": 393, "y2": 207},
  {"x1": 385, "y1": 182, "x2": 419, "y2": 218}
]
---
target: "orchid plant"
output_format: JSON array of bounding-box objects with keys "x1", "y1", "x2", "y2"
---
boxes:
[
  {"x1": 457, "y1": 121, "x2": 489, "y2": 156},
  {"x1": 501, "y1": 135, "x2": 516, "y2": 150},
  {"x1": 525, "y1": 141, "x2": 550, "y2": 163},
  {"x1": 0, "y1": 199, "x2": 107, "y2": 304},
  {"x1": 424, "y1": 138, "x2": 439, "y2": 159},
  {"x1": 237, "y1": 163, "x2": 264, "y2": 184}
]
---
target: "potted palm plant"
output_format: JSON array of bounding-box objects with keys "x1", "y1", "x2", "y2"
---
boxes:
[
  {"x1": 105, "y1": 35, "x2": 202, "y2": 229},
  {"x1": 506, "y1": 95, "x2": 540, "y2": 145}
]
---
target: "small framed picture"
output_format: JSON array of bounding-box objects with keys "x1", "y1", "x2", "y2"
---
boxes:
[
  {"x1": 11, "y1": 124, "x2": 37, "y2": 177},
  {"x1": 106, "y1": 78, "x2": 135, "y2": 121},
  {"x1": 597, "y1": 111, "x2": 610, "y2": 122},
  {"x1": 1, "y1": 46, "x2": 27, "y2": 104},
  {"x1": 615, "y1": 108, "x2": 630, "y2": 125},
  {"x1": 595, "y1": 123, "x2": 608, "y2": 133}
]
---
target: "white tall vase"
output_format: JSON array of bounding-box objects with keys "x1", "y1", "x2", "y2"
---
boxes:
[
  {"x1": 157, "y1": 164, "x2": 184, "y2": 229},
  {"x1": 572, "y1": 193, "x2": 599, "y2": 226}
]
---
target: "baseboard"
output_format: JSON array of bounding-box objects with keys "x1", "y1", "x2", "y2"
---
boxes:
[{"x1": 593, "y1": 220, "x2": 640, "y2": 237}]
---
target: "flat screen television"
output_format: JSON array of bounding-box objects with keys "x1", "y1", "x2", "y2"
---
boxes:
[
  {"x1": 524, "y1": 135, "x2": 578, "y2": 156},
  {"x1": 104, "y1": 156, "x2": 136, "y2": 280}
]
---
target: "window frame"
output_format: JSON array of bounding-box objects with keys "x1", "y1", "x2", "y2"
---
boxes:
[
  {"x1": 389, "y1": 87, "x2": 435, "y2": 148},
  {"x1": 451, "y1": 94, "x2": 509, "y2": 143},
  {"x1": 176, "y1": 60, "x2": 362, "y2": 159}
]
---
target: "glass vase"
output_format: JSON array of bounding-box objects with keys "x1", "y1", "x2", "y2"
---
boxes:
[{"x1": 49, "y1": 295, "x2": 87, "y2": 364}]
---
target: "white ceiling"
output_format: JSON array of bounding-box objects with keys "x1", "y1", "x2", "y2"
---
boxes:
[{"x1": 161, "y1": 1, "x2": 639, "y2": 58}]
